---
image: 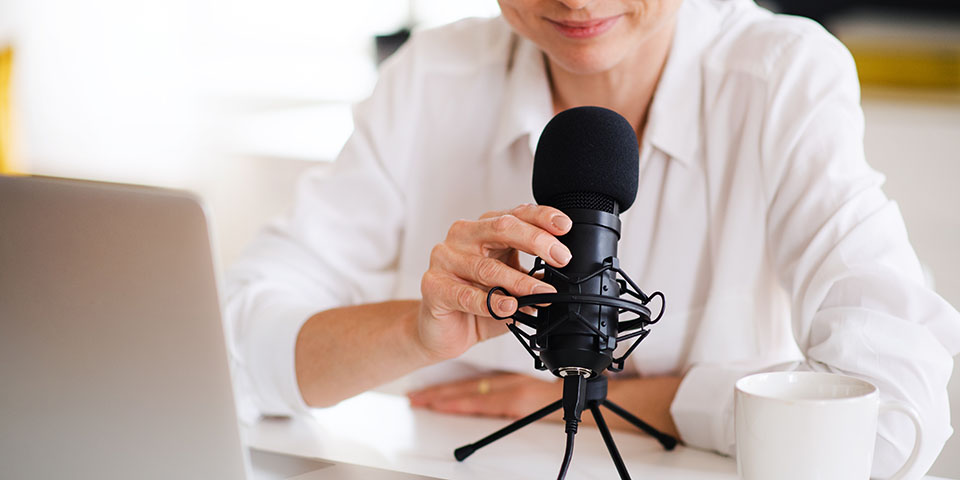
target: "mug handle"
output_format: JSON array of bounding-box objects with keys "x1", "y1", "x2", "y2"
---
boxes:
[{"x1": 878, "y1": 400, "x2": 923, "y2": 480}]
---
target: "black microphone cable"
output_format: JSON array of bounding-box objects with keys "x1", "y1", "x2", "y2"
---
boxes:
[
  {"x1": 558, "y1": 431, "x2": 576, "y2": 480},
  {"x1": 558, "y1": 373, "x2": 588, "y2": 480}
]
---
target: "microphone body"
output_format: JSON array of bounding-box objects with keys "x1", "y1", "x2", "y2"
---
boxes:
[
  {"x1": 538, "y1": 208, "x2": 621, "y2": 377},
  {"x1": 530, "y1": 105, "x2": 640, "y2": 379}
]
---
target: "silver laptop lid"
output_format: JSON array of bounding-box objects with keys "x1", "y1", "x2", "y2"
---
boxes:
[{"x1": 0, "y1": 176, "x2": 249, "y2": 479}]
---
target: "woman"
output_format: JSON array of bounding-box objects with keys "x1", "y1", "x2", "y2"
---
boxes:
[{"x1": 226, "y1": 0, "x2": 960, "y2": 477}]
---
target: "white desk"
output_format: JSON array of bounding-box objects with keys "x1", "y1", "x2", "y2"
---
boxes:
[{"x1": 243, "y1": 392, "x2": 953, "y2": 480}]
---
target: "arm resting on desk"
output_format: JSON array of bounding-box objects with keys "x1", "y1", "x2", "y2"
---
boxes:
[{"x1": 408, "y1": 372, "x2": 683, "y2": 440}]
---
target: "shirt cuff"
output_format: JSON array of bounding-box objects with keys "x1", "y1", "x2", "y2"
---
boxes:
[
  {"x1": 239, "y1": 300, "x2": 317, "y2": 418},
  {"x1": 670, "y1": 363, "x2": 753, "y2": 456}
]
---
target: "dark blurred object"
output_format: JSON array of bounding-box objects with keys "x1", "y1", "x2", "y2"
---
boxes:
[
  {"x1": 774, "y1": 0, "x2": 960, "y2": 27},
  {"x1": 375, "y1": 29, "x2": 411, "y2": 65}
]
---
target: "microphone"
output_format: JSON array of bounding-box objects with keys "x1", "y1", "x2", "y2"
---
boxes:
[
  {"x1": 480, "y1": 106, "x2": 669, "y2": 477},
  {"x1": 533, "y1": 106, "x2": 643, "y2": 452},
  {"x1": 531, "y1": 106, "x2": 639, "y2": 380}
]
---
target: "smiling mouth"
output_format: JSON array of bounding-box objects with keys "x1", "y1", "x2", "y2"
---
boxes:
[{"x1": 546, "y1": 15, "x2": 621, "y2": 39}]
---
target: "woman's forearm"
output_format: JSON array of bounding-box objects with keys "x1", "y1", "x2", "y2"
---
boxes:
[{"x1": 295, "y1": 299, "x2": 433, "y2": 407}]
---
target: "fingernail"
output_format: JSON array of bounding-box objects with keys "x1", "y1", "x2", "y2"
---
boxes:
[
  {"x1": 552, "y1": 215, "x2": 572, "y2": 232},
  {"x1": 498, "y1": 297, "x2": 517, "y2": 314},
  {"x1": 533, "y1": 284, "x2": 555, "y2": 295},
  {"x1": 550, "y1": 244, "x2": 572, "y2": 265}
]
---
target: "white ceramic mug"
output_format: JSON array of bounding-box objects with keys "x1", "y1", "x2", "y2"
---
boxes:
[{"x1": 735, "y1": 371, "x2": 922, "y2": 480}]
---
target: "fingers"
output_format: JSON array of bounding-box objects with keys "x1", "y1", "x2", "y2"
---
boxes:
[
  {"x1": 421, "y1": 204, "x2": 570, "y2": 323},
  {"x1": 450, "y1": 205, "x2": 572, "y2": 268},
  {"x1": 418, "y1": 395, "x2": 517, "y2": 417},
  {"x1": 421, "y1": 271, "x2": 516, "y2": 318},
  {"x1": 509, "y1": 203, "x2": 572, "y2": 237},
  {"x1": 407, "y1": 373, "x2": 561, "y2": 418},
  {"x1": 432, "y1": 244, "x2": 555, "y2": 298},
  {"x1": 480, "y1": 204, "x2": 571, "y2": 235},
  {"x1": 409, "y1": 373, "x2": 527, "y2": 403}
]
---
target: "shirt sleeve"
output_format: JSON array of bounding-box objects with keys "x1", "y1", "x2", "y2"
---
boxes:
[
  {"x1": 670, "y1": 28, "x2": 960, "y2": 478},
  {"x1": 222, "y1": 47, "x2": 416, "y2": 418}
]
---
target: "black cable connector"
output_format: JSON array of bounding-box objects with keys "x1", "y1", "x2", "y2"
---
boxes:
[{"x1": 562, "y1": 373, "x2": 588, "y2": 433}]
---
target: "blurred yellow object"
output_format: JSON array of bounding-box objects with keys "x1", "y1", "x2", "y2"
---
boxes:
[
  {"x1": 848, "y1": 43, "x2": 960, "y2": 90},
  {"x1": 832, "y1": 15, "x2": 960, "y2": 92},
  {"x1": 1, "y1": 45, "x2": 16, "y2": 174}
]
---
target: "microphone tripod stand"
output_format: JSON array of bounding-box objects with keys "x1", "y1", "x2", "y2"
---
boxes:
[
  {"x1": 454, "y1": 374, "x2": 677, "y2": 480},
  {"x1": 458, "y1": 256, "x2": 674, "y2": 478}
]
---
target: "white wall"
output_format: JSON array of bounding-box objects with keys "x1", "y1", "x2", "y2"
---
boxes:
[
  {"x1": 863, "y1": 93, "x2": 960, "y2": 478},
  {"x1": 7, "y1": 0, "x2": 498, "y2": 260}
]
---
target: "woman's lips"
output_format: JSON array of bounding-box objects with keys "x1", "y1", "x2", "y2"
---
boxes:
[{"x1": 547, "y1": 15, "x2": 621, "y2": 39}]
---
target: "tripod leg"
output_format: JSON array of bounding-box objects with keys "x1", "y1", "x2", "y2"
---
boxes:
[
  {"x1": 454, "y1": 399, "x2": 563, "y2": 461},
  {"x1": 601, "y1": 399, "x2": 678, "y2": 450},
  {"x1": 589, "y1": 404, "x2": 631, "y2": 480}
]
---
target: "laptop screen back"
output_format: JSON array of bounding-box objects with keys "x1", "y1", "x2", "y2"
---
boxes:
[{"x1": 0, "y1": 176, "x2": 249, "y2": 479}]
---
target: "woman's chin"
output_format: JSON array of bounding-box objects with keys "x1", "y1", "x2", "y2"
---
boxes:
[{"x1": 546, "y1": 49, "x2": 624, "y2": 76}]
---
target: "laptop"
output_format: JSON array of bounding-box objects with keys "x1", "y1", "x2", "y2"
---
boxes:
[{"x1": 0, "y1": 175, "x2": 436, "y2": 479}]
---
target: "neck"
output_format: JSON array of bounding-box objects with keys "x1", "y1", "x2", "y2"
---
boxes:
[{"x1": 547, "y1": 19, "x2": 676, "y2": 140}]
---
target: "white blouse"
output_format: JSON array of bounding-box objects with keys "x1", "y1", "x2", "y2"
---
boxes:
[{"x1": 224, "y1": 0, "x2": 960, "y2": 476}]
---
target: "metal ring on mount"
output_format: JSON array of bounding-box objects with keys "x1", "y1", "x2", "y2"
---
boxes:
[
  {"x1": 513, "y1": 292, "x2": 651, "y2": 320},
  {"x1": 484, "y1": 288, "x2": 656, "y2": 334}
]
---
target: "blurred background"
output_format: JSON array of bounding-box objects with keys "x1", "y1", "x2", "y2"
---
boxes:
[{"x1": 1, "y1": 0, "x2": 958, "y2": 475}]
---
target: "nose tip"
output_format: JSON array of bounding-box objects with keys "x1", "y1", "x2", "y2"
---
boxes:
[{"x1": 556, "y1": 0, "x2": 592, "y2": 10}]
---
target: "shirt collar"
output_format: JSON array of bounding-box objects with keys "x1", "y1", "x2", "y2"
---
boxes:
[
  {"x1": 491, "y1": 0, "x2": 723, "y2": 165},
  {"x1": 490, "y1": 33, "x2": 554, "y2": 158},
  {"x1": 644, "y1": 0, "x2": 722, "y2": 167}
]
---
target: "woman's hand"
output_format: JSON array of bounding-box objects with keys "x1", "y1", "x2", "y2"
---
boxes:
[
  {"x1": 408, "y1": 372, "x2": 684, "y2": 440},
  {"x1": 415, "y1": 204, "x2": 572, "y2": 362},
  {"x1": 407, "y1": 372, "x2": 561, "y2": 418}
]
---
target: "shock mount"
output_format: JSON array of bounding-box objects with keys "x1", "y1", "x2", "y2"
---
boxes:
[{"x1": 454, "y1": 256, "x2": 677, "y2": 479}]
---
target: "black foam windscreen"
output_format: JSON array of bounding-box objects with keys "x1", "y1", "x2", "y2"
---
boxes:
[{"x1": 532, "y1": 106, "x2": 639, "y2": 213}]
